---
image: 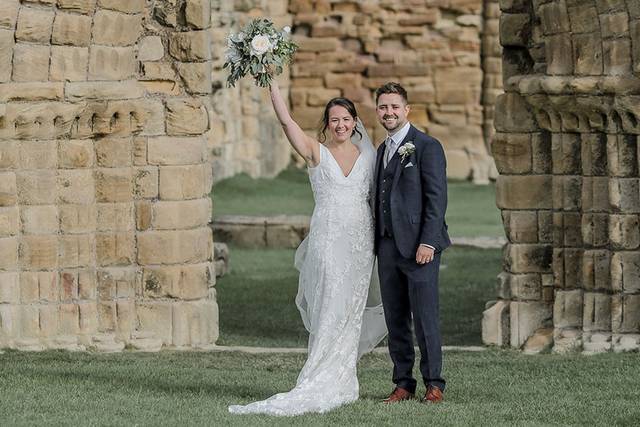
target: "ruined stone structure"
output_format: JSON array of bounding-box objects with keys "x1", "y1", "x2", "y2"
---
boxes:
[
  {"x1": 206, "y1": 0, "x2": 502, "y2": 183},
  {"x1": 0, "y1": 0, "x2": 218, "y2": 351},
  {"x1": 483, "y1": 0, "x2": 640, "y2": 353}
]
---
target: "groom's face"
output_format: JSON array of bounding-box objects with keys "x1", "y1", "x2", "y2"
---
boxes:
[{"x1": 376, "y1": 93, "x2": 410, "y2": 134}]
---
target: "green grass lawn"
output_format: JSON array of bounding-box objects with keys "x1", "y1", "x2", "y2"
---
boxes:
[
  {"x1": 217, "y1": 246, "x2": 502, "y2": 347},
  {"x1": 212, "y1": 167, "x2": 503, "y2": 238},
  {"x1": 1, "y1": 350, "x2": 639, "y2": 426}
]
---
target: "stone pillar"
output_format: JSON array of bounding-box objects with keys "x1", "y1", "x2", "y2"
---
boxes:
[
  {"x1": 0, "y1": 0, "x2": 218, "y2": 352},
  {"x1": 484, "y1": 0, "x2": 640, "y2": 353}
]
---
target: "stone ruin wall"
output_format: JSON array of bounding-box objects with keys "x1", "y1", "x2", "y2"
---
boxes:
[
  {"x1": 483, "y1": 0, "x2": 640, "y2": 354},
  {"x1": 208, "y1": 0, "x2": 503, "y2": 184},
  {"x1": 0, "y1": 0, "x2": 218, "y2": 351},
  {"x1": 287, "y1": 0, "x2": 497, "y2": 183}
]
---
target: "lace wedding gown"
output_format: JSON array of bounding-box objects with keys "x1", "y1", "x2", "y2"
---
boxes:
[{"x1": 228, "y1": 124, "x2": 387, "y2": 416}]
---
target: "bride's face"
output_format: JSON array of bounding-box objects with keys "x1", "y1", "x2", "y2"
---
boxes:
[{"x1": 327, "y1": 106, "x2": 355, "y2": 143}]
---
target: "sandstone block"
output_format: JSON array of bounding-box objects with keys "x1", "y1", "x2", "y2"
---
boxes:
[
  {"x1": 611, "y1": 251, "x2": 640, "y2": 292},
  {"x1": 65, "y1": 81, "x2": 145, "y2": 101},
  {"x1": 96, "y1": 233, "x2": 135, "y2": 266},
  {"x1": 57, "y1": 169, "x2": 95, "y2": 204},
  {"x1": 552, "y1": 176, "x2": 582, "y2": 210},
  {"x1": 159, "y1": 164, "x2": 211, "y2": 200},
  {"x1": 59, "y1": 234, "x2": 94, "y2": 268},
  {"x1": 169, "y1": 30, "x2": 211, "y2": 61},
  {"x1": 612, "y1": 295, "x2": 640, "y2": 333},
  {"x1": 500, "y1": 13, "x2": 530, "y2": 47},
  {"x1": 137, "y1": 228, "x2": 212, "y2": 265},
  {"x1": 503, "y1": 210, "x2": 538, "y2": 243},
  {"x1": 324, "y1": 73, "x2": 362, "y2": 89},
  {"x1": 95, "y1": 168, "x2": 133, "y2": 203},
  {"x1": 12, "y1": 43, "x2": 50, "y2": 82},
  {"x1": 607, "y1": 134, "x2": 637, "y2": 177},
  {"x1": 0, "y1": 29, "x2": 14, "y2": 82},
  {"x1": 59, "y1": 204, "x2": 96, "y2": 233},
  {"x1": 52, "y1": 12, "x2": 92, "y2": 46},
  {"x1": 482, "y1": 301, "x2": 510, "y2": 346},
  {"x1": 78, "y1": 302, "x2": 98, "y2": 335},
  {"x1": 95, "y1": 137, "x2": 132, "y2": 167},
  {"x1": 97, "y1": 202, "x2": 134, "y2": 232},
  {"x1": 0, "y1": 272, "x2": 19, "y2": 303},
  {"x1": 19, "y1": 141, "x2": 57, "y2": 169},
  {"x1": 98, "y1": 0, "x2": 145, "y2": 13},
  {"x1": 603, "y1": 38, "x2": 632, "y2": 75},
  {"x1": 135, "y1": 200, "x2": 152, "y2": 231},
  {"x1": 57, "y1": 0, "x2": 97, "y2": 14},
  {"x1": 143, "y1": 263, "x2": 211, "y2": 300},
  {"x1": 632, "y1": 20, "x2": 640, "y2": 73},
  {"x1": 93, "y1": 10, "x2": 142, "y2": 46},
  {"x1": 185, "y1": 0, "x2": 211, "y2": 29},
  {"x1": 152, "y1": 199, "x2": 211, "y2": 230},
  {"x1": 16, "y1": 7, "x2": 55, "y2": 43},
  {"x1": 0, "y1": 237, "x2": 18, "y2": 270},
  {"x1": 609, "y1": 178, "x2": 640, "y2": 213},
  {"x1": 58, "y1": 140, "x2": 94, "y2": 169},
  {"x1": 97, "y1": 301, "x2": 116, "y2": 332},
  {"x1": 138, "y1": 36, "x2": 164, "y2": 61},
  {"x1": 0, "y1": 82, "x2": 64, "y2": 102},
  {"x1": 172, "y1": 300, "x2": 217, "y2": 347},
  {"x1": 600, "y1": 12, "x2": 629, "y2": 39},
  {"x1": 545, "y1": 34, "x2": 574, "y2": 75},
  {"x1": 0, "y1": 207, "x2": 19, "y2": 236},
  {"x1": 21, "y1": 205, "x2": 58, "y2": 234},
  {"x1": 148, "y1": 136, "x2": 207, "y2": 165},
  {"x1": 573, "y1": 33, "x2": 603, "y2": 76},
  {"x1": 89, "y1": 46, "x2": 136, "y2": 80},
  {"x1": 504, "y1": 243, "x2": 553, "y2": 273},
  {"x1": 50, "y1": 46, "x2": 88, "y2": 81},
  {"x1": 583, "y1": 292, "x2": 612, "y2": 331},
  {"x1": 135, "y1": 302, "x2": 172, "y2": 345},
  {"x1": 17, "y1": 170, "x2": 56, "y2": 205},
  {"x1": 568, "y1": 5, "x2": 599, "y2": 33},
  {"x1": 97, "y1": 267, "x2": 140, "y2": 300},
  {"x1": 553, "y1": 289, "x2": 583, "y2": 329},
  {"x1": 58, "y1": 304, "x2": 80, "y2": 335},
  {"x1": 166, "y1": 98, "x2": 209, "y2": 136},
  {"x1": 491, "y1": 132, "x2": 532, "y2": 174},
  {"x1": 581, "y1": 213, "x2": 609, "y2": 248},
  {"x1": 551, "y1": 133, "x2": 581, "y2": 175},
  {"x1": 0, "y1": 172, "x2": 17, "y2": 206},
  {"x1": 0, "y1": 0, "x2": 19, "y2": 30},
  {"x1": 19, "y1": 235, "x2": 58, "y2": 270},
  {"x1": 177, "y1": 62, "x2": 212, "y2": 94},
  {"x1": 510, "y1": 301, "x2": 552, "y2": 348},
  {"x1": 539, "y1": 1, "x2": 571, "y2": 34},
  {"x1": 496, "y1": 175, "x2": 552, "y2": 209},
  {"x1": 20, "y1": 305, "x2": 41, "y2": 338},
  {"x1": 133, "y1": 167, "x2": 159, "y2": 200},
  {"x1": 494, "y1": 93, "x2": 538, "y2": 132},
  {"x1": 133, "y1": 137, "x2": 147, "y2": 166}
]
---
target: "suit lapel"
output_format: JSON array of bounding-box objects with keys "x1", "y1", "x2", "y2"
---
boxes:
[{"x1": 391, "y1": 125, "x2": 417, "y2": 191}]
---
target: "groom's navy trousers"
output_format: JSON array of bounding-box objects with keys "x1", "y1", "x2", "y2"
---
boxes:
[{"x1": 377, "y1": 234, "x2": 445, "y2": 393}]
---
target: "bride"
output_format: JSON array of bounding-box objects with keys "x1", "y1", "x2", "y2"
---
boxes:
[{"x1": 228, "y1": 83, "x2": 387, "y2": 416}]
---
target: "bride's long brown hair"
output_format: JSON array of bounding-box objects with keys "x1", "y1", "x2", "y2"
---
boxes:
[{"x1": 318, "y1": 98, "x2": 363, "y2": 143}]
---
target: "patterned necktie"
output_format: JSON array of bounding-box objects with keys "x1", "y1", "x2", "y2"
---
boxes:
[{"x1": 384, "y1": 137, "x2": 395, "y2": 168}]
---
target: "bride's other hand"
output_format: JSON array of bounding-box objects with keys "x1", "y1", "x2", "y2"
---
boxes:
[{"x1": 269, "y1": 83, "x2": 320, "y2": 167}]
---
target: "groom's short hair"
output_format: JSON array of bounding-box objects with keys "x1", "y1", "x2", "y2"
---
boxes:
[{"x1": 375, "y1": 82, "x2": 408, "y2": 104}]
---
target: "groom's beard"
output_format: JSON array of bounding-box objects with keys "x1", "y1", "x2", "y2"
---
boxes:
[{"x1": 381, "y1": 115, "x2": 400, "y2": 132}]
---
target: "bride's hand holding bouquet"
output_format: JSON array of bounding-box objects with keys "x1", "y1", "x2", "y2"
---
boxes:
[{"x1": 223, "y1": 18, "x2": 298, "y2": 88}]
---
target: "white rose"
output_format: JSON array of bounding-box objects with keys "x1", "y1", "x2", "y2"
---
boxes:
[
  {"x1": 283, "y1": 26, "x2": 291, "y2": 33},
  {"x1": 250, "y1": 34, "x2": 272, "y2": 56}
]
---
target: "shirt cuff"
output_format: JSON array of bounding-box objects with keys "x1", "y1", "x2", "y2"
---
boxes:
[{"x1": 419, "y1": 243, "x2": 435, "y2": 250}]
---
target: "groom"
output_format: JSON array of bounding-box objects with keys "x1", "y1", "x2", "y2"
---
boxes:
[{"x1": 373, "y1": 82, "x2": 451, "y2": 404}]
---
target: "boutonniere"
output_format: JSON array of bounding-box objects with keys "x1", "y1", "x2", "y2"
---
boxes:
[{"x1": 397, "y1": 142, "x2": 415, "y2": 163}]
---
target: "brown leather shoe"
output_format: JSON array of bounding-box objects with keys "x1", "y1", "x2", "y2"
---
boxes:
[
  {"x1": 382, "y1": 387, "x2": 415, "y2": 403},
  {"x1": 422, "y1": 385, "x2": 443, "y2": 403}
]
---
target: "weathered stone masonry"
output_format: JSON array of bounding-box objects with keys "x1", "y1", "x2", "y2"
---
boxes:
[
  {"x1": 0, "y1": 0, "x2": 218, "y2": 351},
  {"x1": 483, "y1": 0, "x2": 640, "y2": 353}
]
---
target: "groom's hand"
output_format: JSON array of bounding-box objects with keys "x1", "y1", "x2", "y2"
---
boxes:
[{"x1": 416, "y1": 245, "x2": 435, "y2": 264}]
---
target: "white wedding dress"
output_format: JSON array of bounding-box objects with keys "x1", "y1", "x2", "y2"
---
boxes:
[{"x1": 228, "y1": 122, "x2": 387, "y2": 416}]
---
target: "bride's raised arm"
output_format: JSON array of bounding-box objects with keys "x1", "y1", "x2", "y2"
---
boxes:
[{"x1": 269, "y1": 83, "x2": 320, "y2": 167}]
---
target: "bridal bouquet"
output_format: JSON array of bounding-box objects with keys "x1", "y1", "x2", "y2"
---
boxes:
[{"x1": 224, "y1": 18, "x2": 298, "y2": 88}]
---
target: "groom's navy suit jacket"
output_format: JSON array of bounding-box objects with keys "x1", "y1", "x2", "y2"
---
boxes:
[{"x1": 373, "y1": 124, "x2": 451, "y2": 259}]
